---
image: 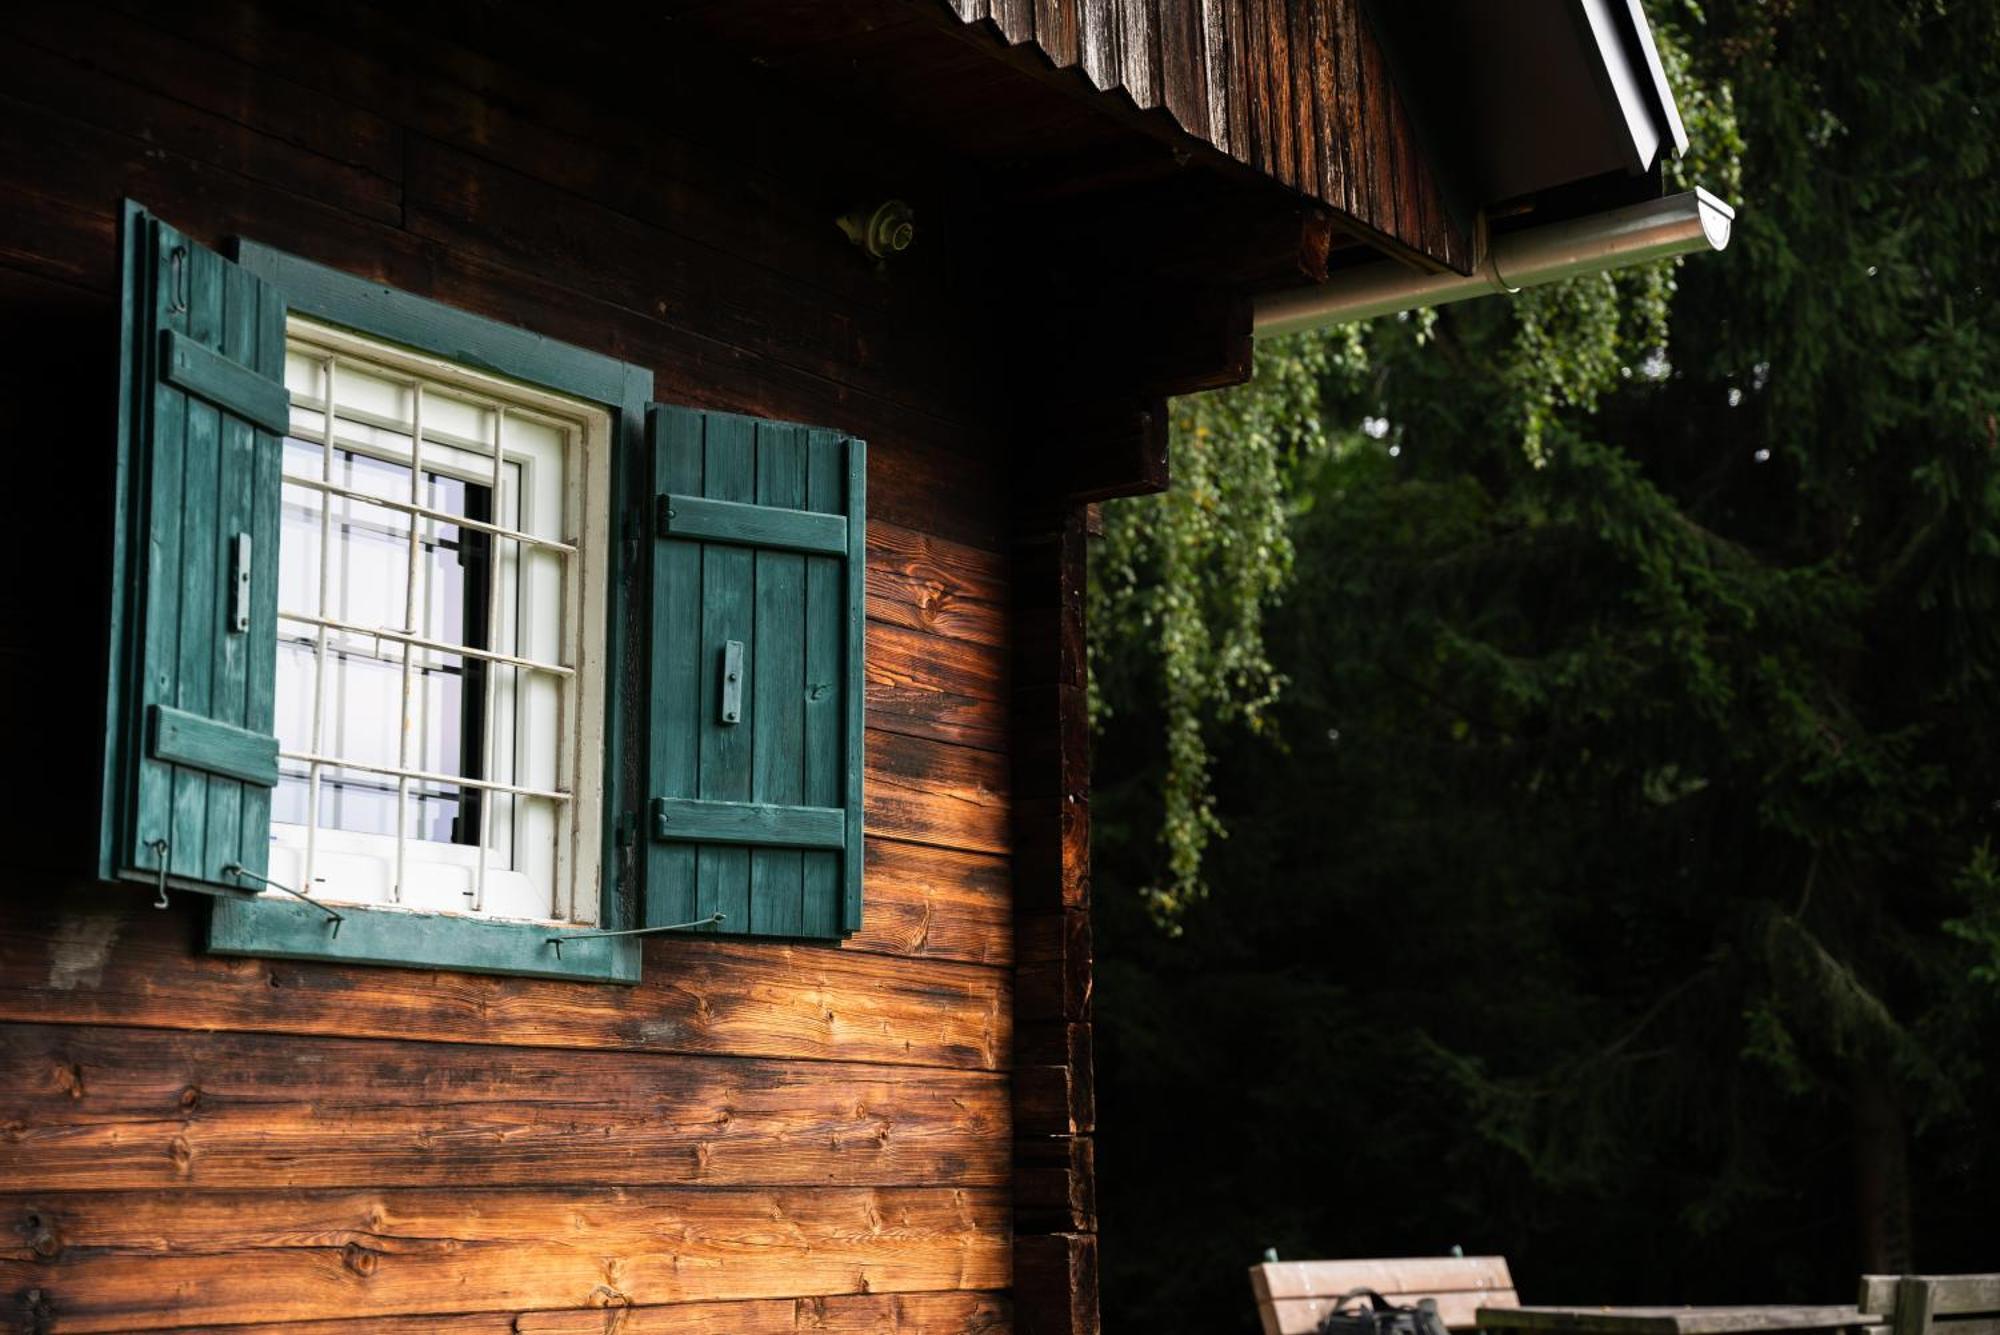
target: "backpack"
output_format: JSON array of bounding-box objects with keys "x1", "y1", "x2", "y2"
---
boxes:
[{"x1": 1314, "y1": 1288, "x2": 1454, "y2": 1335}]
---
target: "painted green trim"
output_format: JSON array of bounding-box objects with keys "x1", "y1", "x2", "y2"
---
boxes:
[
  {"x1": 103, "y1": 203, "x2": 288, "y2": 892},
  {"x1": 843, "y1": 439, "x2": 868, "y2": 932},
  {"x1": 659, "y1": 494, "x2": 849, "y2": 556},
  {"x1": 100, "y1": 201, "x2": 150, "y2": 883},
  {"x1": 222, "y1": 231, "x2": 655, "y2": 973},
  {"x1": 158, "y1": 329, "x2": 290, "y2": 434},
  {"x1": 209, "y1": 896, "x2": 640, "y2": 983},
  {"x1": 233, "y1": 241, "x2": 631, "y2": 407},
  {"x1": 651, "y1": 796, "x2": 845, "y2": 849},
  {"x1": 603, "y1": 361, "x2": 653, "y2": 942},
  {"x1": 149, "y1": 704, "x2": 279, "y2": 787}
]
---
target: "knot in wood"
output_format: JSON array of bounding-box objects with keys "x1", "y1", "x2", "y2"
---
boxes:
[
  {"x1": 341, "y1": 1242, "x2": 379, "y2": 1276},
  {"x1": 21, "y1": 1211, "x2": 61, "y2": 1259},
  {"x1": 17, "y1": 1288, "x2": 54, "y2": 1335},
  {"x1": 52, "y1": 1063, "x2": 83, "y2": 1101},
  {"x1": 586, "y1": 1283, "x2": 631, "y2": 1310},
  {"x1": 177, "y1": 1085, "x2": 201, "y2": 1111}
]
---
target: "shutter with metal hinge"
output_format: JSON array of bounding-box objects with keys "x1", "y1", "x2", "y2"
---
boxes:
[
  {"x1": 100, "y1": 202, "x2": 288, "y2": 893},
  {"x1": 644, "y1": 404, "x2": 865, "y2": 939}
]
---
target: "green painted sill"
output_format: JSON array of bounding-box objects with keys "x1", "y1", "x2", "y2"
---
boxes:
[{"x1": 208, "y1": 895, "x2": 641, "y2": 983}]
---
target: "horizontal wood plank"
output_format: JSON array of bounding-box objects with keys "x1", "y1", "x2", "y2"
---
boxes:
[
  {"x1": 0, "y1": 101, "x2": 1012, "y2": 551},
  {"x1": 0, "y1": 895, "x2": 1008, "y2": 1070},
  {"x1": 158, "y1": 328, "x2": 292, "y2": 434},
  {"x1": 0, "y1": 1024, "x2": 1007, "y2": 1190},
  {"x1": 853, "y1": 840, "x2": 1011, "y2": 965},
  {"x1": 662, "y1": 493, "x2": 850, "y2": 556},
  {"x1": 0, "y1": 1185, "x2": 1010, "y2": 1330},
  {"x1": 865, "y1": 729, "x2": 1009, "y2": 856},
  {"x1": 1476, "y1": 1310, "x2": 1871, "y2": 1335},
  {"x1": 1861, "y1": 1278, "x2": 2000, "y2": 1319},
  {"x1": 1253, "y1": 1257, "x2": 1517, "y2": 1303},
  {"x1": 107, "y1": 1291, "x2": 1009, "y2": 1335},
  {"x1": 653, "y1": 796, "x2": 846, "y2": 850},
  {"x1": 868, "y1": 523, "x2": 1008, "y2": 649},
  {"x1": 148, "y1": 703, "x2": 279, "y2": 788},
  {"x1": 867, "y1": 620, "x2": 1007, "y2": 753},
  {"x1": 0, "y1": 27, "x2": 403, "y2": 225}
]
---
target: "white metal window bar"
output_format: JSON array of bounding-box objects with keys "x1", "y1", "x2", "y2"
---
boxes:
[{"x1": 274, "y1": 328, "x2": 605, "y2": 927}]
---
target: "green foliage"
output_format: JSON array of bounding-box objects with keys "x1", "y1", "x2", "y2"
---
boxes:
[
  {"x1": 1092, "y1": 0, "x2": 2000, "y2": 1325},
  {"x1": 1090, "y1": 326, "x2": 1366, "y2": 922}
]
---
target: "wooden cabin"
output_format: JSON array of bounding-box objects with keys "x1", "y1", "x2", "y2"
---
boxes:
[{"x1": 0, "y1": 2, "x2": 1697, "y2": 1331}]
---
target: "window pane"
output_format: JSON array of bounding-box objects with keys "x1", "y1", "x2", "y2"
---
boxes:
[{"x1": 271, "y1": 330, "x2": 591, "y2": 924}]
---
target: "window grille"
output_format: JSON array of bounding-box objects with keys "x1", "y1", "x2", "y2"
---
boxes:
[{"x1": 271, "y1": 326, "x2": 607, "y2": 925}]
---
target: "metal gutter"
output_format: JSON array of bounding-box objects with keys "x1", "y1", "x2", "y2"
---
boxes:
[{"x1": 1252, "y1": 187, "x2": 1734, "y2": 338}]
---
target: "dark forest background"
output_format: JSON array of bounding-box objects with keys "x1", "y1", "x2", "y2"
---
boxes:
[{"x1": 1087, "y1": 1, "x2": 2000, "y2": 1328}]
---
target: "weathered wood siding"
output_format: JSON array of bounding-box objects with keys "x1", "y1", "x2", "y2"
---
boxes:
[
  {"x1": 0, "y1": 2, "x2": 1038, "y2": 1330},
  {"x1": 943, "y1": 0, "x2": 1470, "y2": 271}
]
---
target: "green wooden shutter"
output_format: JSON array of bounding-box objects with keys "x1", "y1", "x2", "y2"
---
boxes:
[
  {"x1": 100, "y1": 202, "x2": 288, "y2": 892},
  {"x1": 646, "y1": 404, "x2": 865, "y2": 939}
]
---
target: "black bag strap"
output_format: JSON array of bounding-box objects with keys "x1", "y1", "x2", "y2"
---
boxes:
[{"x1": 1332, "y1": 1288, "x2": 1398, "y2": 1314}]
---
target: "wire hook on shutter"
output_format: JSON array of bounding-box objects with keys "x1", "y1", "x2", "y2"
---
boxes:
[
  {"x1": 150, "y1": 838, "x2": 171, "y2": 909},
  {"x1": 545, "y1": 912, "x2": 725, "y2": 960},
  {"x1": 168, "y1": 245, "x2": 189, "y2": 315},
  {"x1": 221, "y1": 864, "x2": 346, "y2": 935}
]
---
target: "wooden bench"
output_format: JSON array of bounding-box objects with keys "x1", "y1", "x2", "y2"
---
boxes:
[
  {"x1": 1250, "y1": 1255, "x2": 1521, "y2": 1335},
  {"x1": 1860, "y1": 1275, "x2": 2000, "y2": 1335}
]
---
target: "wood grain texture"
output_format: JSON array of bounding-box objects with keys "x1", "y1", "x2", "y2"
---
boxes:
[
  {"x1": 866, "y1": 730, "x2": 1010, "y2": 856},
  {"x1": 940, "y1": 0, "x2": 1470, "y2": 271},
  {"x1": 0, "y1": 1186, "x2": 1010, "y2": 1330},
  {"x1": 55, "y1": 1292, "x2": 1009, "y2": 1335},
  {"x1": 854, "y1": 841, "x2": 1013, "y2": 965},
  {"x1": 868, "y1": 524, "x2": 1009, "y2": 650},
  {"x1": 1862, "y1": 1276, "x2": 2000, "y2": 1320},
  {"x1": 1252, "y1": 1256, "x2": 1517, "y2": 1302},
  {"x1": 0, "y1": 1, "x2": 1267, "y2": 1330},
  {"x1": 868, "y1": 621, "x2": 1007, "y2": 753},
  {"x1": 0, "y1": 1024, "x2": 1008, "y2": 1190},
  {"x1": 0, "y1": 898, "x2": 1007, "y2": 1071},
  {"x1": 1007, "y1": 507, "x2": 1097, "y2": 1335},
  {"x1": 945, "y1": 0, "x2": 1464, "y2": 268},
  {"x1": 0, "y1": 59, "x2": 1013, "y2": 551},
  {"x1": 1475, "y1": 1312, "x2": 1870, "y2": 1335}
]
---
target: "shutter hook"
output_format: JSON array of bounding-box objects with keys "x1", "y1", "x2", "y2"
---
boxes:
[
  {"x1": 546, "y1": 912, "x2": 725, "y2": 960},
  {"x1": 223, "y1": 864, "x2": 346, "y2": 936},
  {"x1": 168, "y1": 246, "x2": 189, "y2": 315},
  {"x1": 149, "y1": 838, "x2": 171, "y2": 909}
]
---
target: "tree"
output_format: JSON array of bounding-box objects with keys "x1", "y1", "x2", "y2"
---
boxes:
[{"x1": 1090, "y1": 1, "x2": 2000, "y2": 1327}]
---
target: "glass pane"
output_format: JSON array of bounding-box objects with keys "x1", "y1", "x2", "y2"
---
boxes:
[
  {"x1": 318, "y1": 639, "x2": 404, "y2": 773},
  {"x1": 315, "y1": 764, "x2": 401, "y2": 839},
  {"x1": 282, "y1": 433, "x2": 322, "y2": 480},
  {"x1": 267, "y1": 338, "x2": 583, "y2": 922},
  {"x1": 325, "y1": 480, "x2": 412, "y2": 632},
  {"x1": 273, "y1": 759, "x2": 311, "y2": 828}
]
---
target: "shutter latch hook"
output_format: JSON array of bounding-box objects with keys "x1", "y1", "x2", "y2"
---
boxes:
[
  {"x1": 149, "y1": 838, "x2": 171, "y2": 909},
  {"x1": 168, "y1": 246, "x2": 189, "y2": 315}
]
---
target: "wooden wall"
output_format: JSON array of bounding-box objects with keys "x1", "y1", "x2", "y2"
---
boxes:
[
  {"x1": 0, "y1": 1, "x2": 1092, "y2": 1329},
  {"x1": 942, "y1": 0, "x2": 1472, "y2": 272}
]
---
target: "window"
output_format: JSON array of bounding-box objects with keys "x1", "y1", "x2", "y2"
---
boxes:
[
  {"x1": 98, "y1": 201, "x2": 867, "y2": 982},
  {"x1": 271, "y1": 324, "x2": 610, "y2": 926}
]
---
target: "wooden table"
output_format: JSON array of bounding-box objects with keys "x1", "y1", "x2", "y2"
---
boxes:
[{"x1": 1478, "y1": 1307, "x2": 1873, "y2": 1335}]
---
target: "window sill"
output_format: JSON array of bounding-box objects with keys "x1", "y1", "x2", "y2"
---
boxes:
[{"x1": 208, "y1": 896, "x2": 641, "y2": 983}]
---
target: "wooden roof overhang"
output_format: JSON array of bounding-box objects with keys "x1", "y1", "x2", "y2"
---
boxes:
[
  {"x1": 613, "y1": 2, "x2": 1686, "y2": 501},
  {"x1": 656, "y1": 0, "x2": 1486, "y2": 502}
]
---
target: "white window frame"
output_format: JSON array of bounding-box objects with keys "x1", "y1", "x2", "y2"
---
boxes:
[{"x1": 269, "y1": 318, "x2": 612, "y2": 927}]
